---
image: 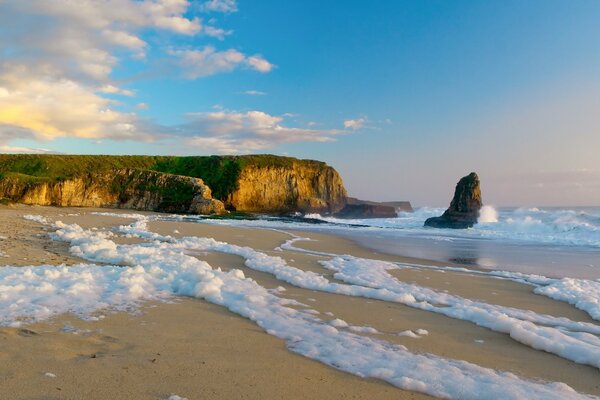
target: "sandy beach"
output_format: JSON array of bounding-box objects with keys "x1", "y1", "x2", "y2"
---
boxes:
[{"x1": 1, "y1": 205, "x2": 599, "y2": 399}]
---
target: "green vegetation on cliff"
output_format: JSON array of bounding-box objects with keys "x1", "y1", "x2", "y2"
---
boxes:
[
  {"x1": 151, "y1": 156, "x2": 241, "y2": 200},
  {"x1": 0, "y1": 155, "x2": 157, "y2": 182},
  {"x1": 0, "y1": 154, "x2": 336, "y2": 205}
]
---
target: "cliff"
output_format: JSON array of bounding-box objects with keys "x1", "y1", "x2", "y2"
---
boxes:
[
  {"x1": 424, "y1": 172, "x2": 482, "y2": 229},
  {"x1": 0, "y1": 154, "x2": 347, "y2": 214},
  {"x1": 0, "y1": 169, "x2": 225, "y2": 214},
  {"x1": 225, "y1": 159, "x2": 347, "y2": 213},
  {"x1": 151, "y1": 155, "x2": 347, "y2": 213}
]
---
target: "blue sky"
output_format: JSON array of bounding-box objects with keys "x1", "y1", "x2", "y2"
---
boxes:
[{"x1": 1, "y1": 0, "x2": 599, "y2": 205}]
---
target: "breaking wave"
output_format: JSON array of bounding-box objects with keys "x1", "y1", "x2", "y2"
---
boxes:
[{"x1": 302, "y1": 207, "x2": 600, "y2": 248}]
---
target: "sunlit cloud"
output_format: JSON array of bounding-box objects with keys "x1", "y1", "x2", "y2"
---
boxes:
[
  {"x1": 169, "y1": 47, "x2": 274, "y2": 79},
  {"x1": 0, "y1": 145, "x2": 55, "y2": 154},
  {"x1": 0, "y1": 0, "x2": 275, "y2": 149},
  {"x1": 178, "y1": 110, "x2": 346, "y2": 153},
  {"x1": 343, "y1": 118, "x2": 366, "y2": 130}
]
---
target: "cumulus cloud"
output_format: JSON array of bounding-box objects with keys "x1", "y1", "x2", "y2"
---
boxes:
[
  {"x1": 0, "y1": 0, "x2": 275, "y2": 149},
  {"x1": 0, "y1": 76, "x2": 139, "y2": 140},
  {"x1": 178, "y1": 110, "x2": 346, "y2": 153},
  {"x1": 343, "y1": 118, "x2": 366, "y2": 130},
  {"x1": 204, "y1": 26, "x2": 233, "y2": 40},
  {"x1": 169, "y1": 47, "x2": 274, "y2": 79},
  {"x1": 199, "y1": 0, "x2": 239, "y2": 13}
]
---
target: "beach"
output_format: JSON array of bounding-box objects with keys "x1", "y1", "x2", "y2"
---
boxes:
[{"x1": 1, "y1": 205, "x2": 599, "y2": 399}]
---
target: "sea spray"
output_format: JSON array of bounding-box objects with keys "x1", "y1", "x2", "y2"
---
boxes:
[{"x1": 478, "y1": 205, "x2": 499, "y2": 223}]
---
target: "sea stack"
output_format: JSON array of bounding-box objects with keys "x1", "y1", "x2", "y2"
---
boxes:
[{"x1": 424, "y1": 172, "x2": 482, "y2": 229}]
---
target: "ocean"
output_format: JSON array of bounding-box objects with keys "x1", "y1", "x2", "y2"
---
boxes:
[{"x1": 195, "y1": 206, "x2": 600, "y2": 279}]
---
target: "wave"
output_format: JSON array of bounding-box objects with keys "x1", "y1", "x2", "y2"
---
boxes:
[{"x1": 302, "y1": 207, "x2": 600, "y2": 248}]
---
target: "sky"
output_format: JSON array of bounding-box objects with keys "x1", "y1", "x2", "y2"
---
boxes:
[{"x1": 0, "y1": 0, "x2": 599, "y2": 206}]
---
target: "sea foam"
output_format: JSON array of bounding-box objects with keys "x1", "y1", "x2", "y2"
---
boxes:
[{"x1": 1, "y1": 214, "x2": 599, "y2": 399}]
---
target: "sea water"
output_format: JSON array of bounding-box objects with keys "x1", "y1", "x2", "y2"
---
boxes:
[
  {"x1": 193, "y1": 207, "x2": 600, "y2": 279},
  {"x1": 306, "y1": 206, "x2": 600, "y2": 279}
]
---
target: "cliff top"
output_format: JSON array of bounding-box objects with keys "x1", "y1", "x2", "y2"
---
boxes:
[{"x1": 0, "y1": 154, "x2": 335, "y2": 200}]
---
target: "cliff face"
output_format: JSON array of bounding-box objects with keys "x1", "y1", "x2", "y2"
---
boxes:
[
  {"x1": 0, "y1": 169, "x2": 225, "y2": 215},
  {"x1": 226, "y1": 161, "x2": 347, "y2": 213},
  {"x1": 0, "y1": 154, "x2": 349, "y2": 215}
]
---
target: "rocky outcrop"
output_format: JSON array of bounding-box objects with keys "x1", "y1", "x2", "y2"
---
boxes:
[
  {"x1": 424, "y1": 172, "x2": 482, "y2": 229},
  {"x1": 334, "y1": 203, "x2": 398, "y2": 219},
  {"x1": 225, "y1": 161, "x2": 347, "y2": 214},
  {"x1": 346, "y1": 197, "x2": 413, "y2": 213},
  {"x1": 0, "y1": 169, "x2": 225, "y2": 215}
]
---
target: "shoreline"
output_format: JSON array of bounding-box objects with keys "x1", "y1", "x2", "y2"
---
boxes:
[{"x1": 0, "y1": 205, "x2": 599, "y2": 399}]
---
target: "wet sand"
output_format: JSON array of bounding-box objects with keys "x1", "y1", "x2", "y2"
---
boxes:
[{"x1": 1, "y1": 205, "x2": 599, "y2": 399}]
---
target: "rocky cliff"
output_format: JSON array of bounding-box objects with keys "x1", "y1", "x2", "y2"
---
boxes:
[
  {"x1": 424, "y1": 172, "x2": 482, "y2": 229},
  {"x1": 225, "y1": 160, "x2": 347, "y2": 213},
  {"x1": 0, "y1": 168, "x2": 225, "y2": 214},
  {"x1": 0, "y1": 154, "x2": 347, "y2": 215}
]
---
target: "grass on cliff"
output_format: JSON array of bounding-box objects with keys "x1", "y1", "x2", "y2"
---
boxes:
[
  {"x1": 151, "y1": 156, "x2": 241, "y2": 200},
  {"x1": 0, "y1": 154, "x2": 328, "y2": 201}
]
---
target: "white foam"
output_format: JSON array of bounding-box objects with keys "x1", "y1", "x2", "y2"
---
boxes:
[
  {"x1": 6, "y1": 215, "x2": 595, "y2": 399},
  {"x1": 348, "y1": 325, "x2": 379, "y2": 334},
  {"x1": 102, "y1": 214, "x2": 600, "y2": 370},
  {"x1": 24, "y1": 214, "x2": 48, "y2": 224},
  {"x1": 478, "y1": 206, "x2": 499, "y2": 223},
  {"x1": 535, "y1": 279, "x2": 600, "y2": 320},
  {"x1": 398, "y1": 330, "x2": 421, "y2": 338}
]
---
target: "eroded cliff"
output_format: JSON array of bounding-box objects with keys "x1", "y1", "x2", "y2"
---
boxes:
[
  {"x1": 226, "y1": 160, "x2": 347, "y2": 213},
  {"x1": 0, "y1": 154, "x2": 347, "y2": 215},
  {"x1": 0, "y1": 169, "x2": 225, "y2": 214}
]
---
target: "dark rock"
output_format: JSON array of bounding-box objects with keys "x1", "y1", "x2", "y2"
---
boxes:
[
  {"x1": 334, "y1": 203, "x2": 398, "y2": 219},
  {"x1": 346, "y1": 197, "x2": 413, "y2": 212},
  {"x1": 425, "y1": 172, "x2": 482, "y2": 229}
]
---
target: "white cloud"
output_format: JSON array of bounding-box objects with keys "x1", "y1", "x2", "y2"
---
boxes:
[
  {"x1": 179, "y1": 110, "x2": 346, "y2": 153},
  {"x1": 0, "y1": 1, "x2": 203, "y2": 83},
  {"x1": 344, "y1": 118, "x2": 366, "y2": 130},
  {"x1": 204, "y1": 26, "x2": 233, "y2": 40},
  {"x1": 246, "y1": 55, "x2": 274, "y2": 73},
  {"x1": 99, "y1": 85, "x2": 135, "y2": 97},
  {"x1": 0, "y1": 145, "x2": 55, "y2": 154},
  {"x1": 242, "y1": 90, "x2": 267, "y2": 96},
  {"x1": 0, "y1": 77, "x2": 143, "y2": 141},
  {"x1": 169, "y1": 47, "x2": 274, "y2": 79},
  {"x1": 0, "y1": 0, "x2": 273, "y2": 148},
  {"x1": 199, "y1": 0, "x2": 238, "y2": 13}
]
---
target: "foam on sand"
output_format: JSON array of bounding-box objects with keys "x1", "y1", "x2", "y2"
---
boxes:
[
  {"x1": 2, "y1": 215, "x2": 599, "y2": 399},
  {"x1": 89, "y1": 214, "x2": 600, "y2": 369}
]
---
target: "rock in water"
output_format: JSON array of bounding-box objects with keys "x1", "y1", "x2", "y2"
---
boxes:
[
  {"x1": 424, "y1": 172, "x2": 482, "y2": 229},
  {"x1": 334, "y1": 203, "x2": 398, "y2": 219}
]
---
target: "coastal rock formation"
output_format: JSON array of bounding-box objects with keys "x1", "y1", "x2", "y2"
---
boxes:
[
  {"x1": 333, "y1": 198, "x2": 413, "y2": 219},
  {"x1": 0, "y1": 154, "x2": 347, "y2": 215},
  {"x1": 0, "y1": 169, "x2": 225, "y2": 215},
  {"x1": 424, "y1": 172, "x2": 482, "y2": 229},
  {"x1": 226, "y1": 160, "x2": 347, "y2": 214},
  {"x1": 334, "y1": 203, "x2": 398, "y2": 219}
]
